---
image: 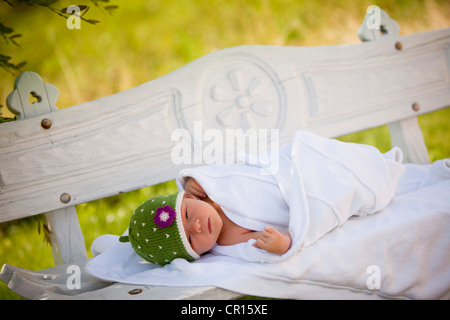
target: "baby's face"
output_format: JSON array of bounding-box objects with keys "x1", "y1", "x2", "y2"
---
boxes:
[{"x1": 180, "y1": 195, "x2": 222, "y2": 255}]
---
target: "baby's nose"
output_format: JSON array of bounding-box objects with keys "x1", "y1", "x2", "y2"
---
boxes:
[{"x1": 193, "y1": 219, "x2": 201, "y2": 233}]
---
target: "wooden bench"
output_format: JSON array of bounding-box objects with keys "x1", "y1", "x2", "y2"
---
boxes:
[{"x1": 1, "y1": 8, "x2": 449, "y2": 299}]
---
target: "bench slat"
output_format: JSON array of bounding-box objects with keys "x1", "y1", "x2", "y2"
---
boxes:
[
  {"x1": 388, "y1": 117, "x2": 430, "y2": 164},
  {"x1": 0, "y1": 262, "x2": 241, "y2": 300},
  {"x1": 45, "y1": 207, "x2": 87, "y2": 265}
]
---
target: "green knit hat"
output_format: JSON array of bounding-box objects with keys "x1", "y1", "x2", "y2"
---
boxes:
[{"x1": 119, "y1": 191, "x2": 199, "y2": 265}]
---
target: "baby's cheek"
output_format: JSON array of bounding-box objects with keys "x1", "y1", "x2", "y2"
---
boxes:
[{"x1": 199, "y1": 238, "x2": 216, "y2": 255}]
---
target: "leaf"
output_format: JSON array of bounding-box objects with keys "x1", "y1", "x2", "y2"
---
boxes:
[
  {"x1": 36, "y1": 214, "x2": 51, "y2": 245},
  {"x1": 85, "y1": 19, "x2": 100, "y2": 25},
  {"x1": 77, "y1": 5, "x2": 89, "y2": 11},
  {"x1": 42, "y1": 0, "x2": 58, "y2": 6},
  {"x1": 9, "y1": 34, "x2": 22, "y2": 39},
  {"x1": 104, "y1": 4, "x2": 118, "y2": 14},
  {"x1": 9, "y1": 34, "x2": 22, "y2": 46},
  {"x1": 0, "y1": 54, "x2": 26, "y2": 74},
  {"x1": 29, "y1": 0, "x2": 58, "y2": 6},
  {"x1": 61, "y1": 5, "x2": 89, "y2": 13},
  {"x1": 80, "y1": 6, "x2": 90, "y2": 17},
  {"x1": 0, "y1": 23, "x2": 14, "y2": 34},
  {"x1": 0, "y1": 54, "x2": 12, "y2": 62},
  {"x1": 15, "y1": 61, "x2": 27, "y2": 69},
  {"x1": 0, "y1": 116, "x2": 17, "y2": 123},
  {"x1": 37, "y1": 215, "x2": 42, "y2": 235},
  {"x1": 42, "y1": 223, "x2": 51, "y2": 245}
]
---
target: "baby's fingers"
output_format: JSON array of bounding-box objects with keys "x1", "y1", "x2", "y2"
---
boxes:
[
  {"x1": 253, "y1": 238, "x2": 268, "y2": 250},
  {"x1": 264, "y1": 226, "x2": 277, "y2": 234}
]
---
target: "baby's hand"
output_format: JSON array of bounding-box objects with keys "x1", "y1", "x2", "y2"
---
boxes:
[
  {"x1": 184, "y1": 177, "x2": 207, "y2": 199},
  {"x1": 252, "y1": 226, "x2": 291, "y2": 255}
]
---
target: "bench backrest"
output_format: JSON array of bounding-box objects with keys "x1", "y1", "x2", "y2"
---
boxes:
[{"x1": 1, "y1": 27, "x2": 449, "y2": 263}]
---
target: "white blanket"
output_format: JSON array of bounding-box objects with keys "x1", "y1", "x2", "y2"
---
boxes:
[
  {"x1": 86, "y1": 132, "x2": 450, "y2": 299},
  {"x1": 191, "y1": 131, "x2": 405, "y2": 263}
]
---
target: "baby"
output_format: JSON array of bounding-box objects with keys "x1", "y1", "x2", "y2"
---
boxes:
[
  {"x1": 182, "y1": 177, "x2": 291, "y2": 255},
  {"x1": 119, "y1": 130, "x2": 405, "y2": 265},
  {"x1": 119, "y1": 177, "x2": 291, "y2": 266}
]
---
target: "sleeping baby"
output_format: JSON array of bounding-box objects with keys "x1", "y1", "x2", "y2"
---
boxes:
[
  {"x1": 118, "y1": 177, "x2": 291, "y2": 265},
  {"x1": 183, "y1": 178, "x2": 292, "y2": 255},
  {"x1": 119, "y1": 130, "x2": 405, "y2": 265}
]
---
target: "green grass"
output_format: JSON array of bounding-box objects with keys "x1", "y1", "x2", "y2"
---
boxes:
[{"x1": 1, "y1": 0, "x2": 449, "y2": 300}]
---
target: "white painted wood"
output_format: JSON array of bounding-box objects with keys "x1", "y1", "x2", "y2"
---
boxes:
[
  {"x1": 0, "y1": 262, "x2": 111, "y2": 299},
  {"x1": 6, "y1": 71, "x2": 59, "y2": 119},
  {"x1": 0, "y1": 262, "x2": 241, "y2": 300},
  {"x1": 52, "y1": 284, "x2": 242, "y2": 300},
  {"x1": 358, "y1": 7, "x2": 431, "y2": 164},
  {"x1": 45, "y1": 207, "x2": 88, "y2": 265},
  {"x1": 3, "y1": 71, "x2": 87, "y2": 264},
  {"x1": 358, "y1": 6, "x2": 400, "y2": 41},
  {"x1": 387, "y1": 118, "x2": 430, "y2": 164},
  {"x1": 1, "y1": 28, "x2": 449, "y2": 223}
]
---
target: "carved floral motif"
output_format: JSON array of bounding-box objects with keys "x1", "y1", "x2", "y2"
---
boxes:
[
  {"x1": 210, "y1": 69, "x2": 274, "y2": 129},
  {"x1": 203, "y1": 57, "x2": 283, "y2": 130}
]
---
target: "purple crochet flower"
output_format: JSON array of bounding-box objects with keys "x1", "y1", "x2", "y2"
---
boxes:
[{"x1": 154, "y1": 205, "x2": 176, "y2": 228}]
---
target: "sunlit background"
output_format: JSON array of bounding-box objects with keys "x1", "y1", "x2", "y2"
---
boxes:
[{"x1": 1, "y1": 0, "x2": 449, "y2": 299}]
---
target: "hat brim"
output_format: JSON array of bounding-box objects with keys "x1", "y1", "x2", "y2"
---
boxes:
[{"x1": 175, "y1": 191, "x2": 200, "y2": 260}]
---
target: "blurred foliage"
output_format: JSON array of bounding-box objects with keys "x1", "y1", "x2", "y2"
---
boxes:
[
  {"x1": 0, "y1": 0, "x2": 119, "y2": 122},
  {"x1": 0, "y1": 0, "x2": 449, "y2": 299},
  {"x1": 0, "y1": 103, "x2": 16, "y2": 123},
  {"x1": 0, "y1": 0, "x2": 118, "y2": 73}
]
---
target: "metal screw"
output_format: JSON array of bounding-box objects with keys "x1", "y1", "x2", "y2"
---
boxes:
[
  {"x1": 60, "y1": 193, "x2": 71, "y2": 204},
  {"x1": 41, "y1": 118, "x2": 52, "y2": 129},
  {"x1": 412, "y1": 102, "x2": 420, "y2": 112},
  {"x1": 128, "y1": 288, "x2": 142, "y2": 295}
]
